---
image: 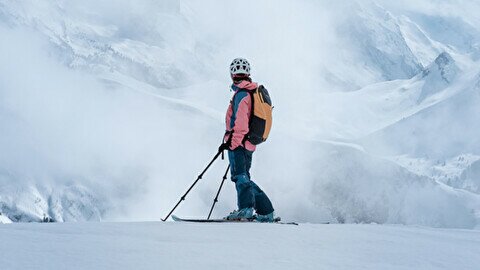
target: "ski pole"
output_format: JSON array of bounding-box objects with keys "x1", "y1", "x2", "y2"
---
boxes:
[
  {"x1": 207, "y1": 165, "x2": 230, "y2": 220},
  {"x1": 161, "y1": 150, "x2": 223, "y2": 221}
]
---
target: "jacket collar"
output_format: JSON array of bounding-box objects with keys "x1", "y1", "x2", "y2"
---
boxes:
[{"x1": 231, "y1": 80, "x2": 258, "y2": 92}]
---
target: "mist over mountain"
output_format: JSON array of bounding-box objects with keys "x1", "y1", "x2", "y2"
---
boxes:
[{"x1": 0, "y1": 0, "x2": 479, "y2": 228}]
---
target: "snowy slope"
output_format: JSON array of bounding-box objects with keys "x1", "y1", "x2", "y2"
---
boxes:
[
  {"x1": 357, "y1": 58, "x2": 480, "y2": 191},
  {"x1": 361, "y1": 82, "x2": 480, "y2": 157},
  {"x1": 306, "y1": 51, "x2": 475, "y2": 140},
  {"x1": 263, "y1": 140, "x2": 480, "y2": 228},
  {"x1": 1, "y1": 222, "x2": 480, "y2": 270},
  {"x1": 389, "y1": 154, "x2": 480, "y2": 194},
  {"x1": 338, "y1": 3, "x2": 423, "y2": 82}
]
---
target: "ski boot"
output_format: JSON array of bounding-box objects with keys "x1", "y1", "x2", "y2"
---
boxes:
[
  {"x1": 224, "y1": 207, "x2": 254, "y2": 221},
  {"x1": 255, "y1": 211, "x2": 276, "y2": 223}
]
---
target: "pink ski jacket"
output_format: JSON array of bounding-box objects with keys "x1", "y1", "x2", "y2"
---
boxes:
[{"x1": 224, "y1": 80, "x2": 258, "y2": 152}]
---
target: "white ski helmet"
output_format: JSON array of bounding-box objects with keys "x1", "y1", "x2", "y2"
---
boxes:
[{"x1": 230, "y1": 58, "x2": 251, "y2": 76}]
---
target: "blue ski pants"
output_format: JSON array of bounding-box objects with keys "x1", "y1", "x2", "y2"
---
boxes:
[{"x1": 228, "y1": 147, "x2": 274, "y2": 215}]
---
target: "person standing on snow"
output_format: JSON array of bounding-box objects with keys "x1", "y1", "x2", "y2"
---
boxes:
[{"x1": 218, "y1": 58, "x2": 275, "y2": 222}]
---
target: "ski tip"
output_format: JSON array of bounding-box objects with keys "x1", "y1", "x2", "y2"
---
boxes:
[{"x1": 171, "y1": 215, "x2": 181, "y2": 221}]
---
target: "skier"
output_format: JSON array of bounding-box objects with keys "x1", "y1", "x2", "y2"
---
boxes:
[{"x1": 219, "y1": 58, "x2": 275, "y2": 222}]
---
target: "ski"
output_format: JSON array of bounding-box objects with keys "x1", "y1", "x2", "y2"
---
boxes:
[{"x1": 171, "y1": 215, "x2": 298, "y2": 225}]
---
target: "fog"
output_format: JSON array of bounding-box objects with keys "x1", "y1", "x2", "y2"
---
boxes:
[
  {"x1": 1, "y1": 0, "x2": 479, "y2": 227},
  {"x1": 0, "y1": 25, "x2": 223, "y2": 220}
]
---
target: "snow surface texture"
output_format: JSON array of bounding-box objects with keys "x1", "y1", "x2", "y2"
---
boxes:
[
  {"x1": 0, "y1": 0, "x2": 480, "y2": 228},
  {"x1": 1, "y1": 222, "x2": 480, "y2": 270}
]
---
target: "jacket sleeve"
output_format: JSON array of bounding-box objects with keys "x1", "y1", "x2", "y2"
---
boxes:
[
  {"x1": 224, "y1": 102, "x2": 233, "y2": 141},
  {"x1": 230, "y1": 94, "x2": 251, "y2": 150}
]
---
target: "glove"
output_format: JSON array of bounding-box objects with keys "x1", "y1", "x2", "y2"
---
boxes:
[{"x1": 218, "y1": 142, "x2": 230, "y2": 152}]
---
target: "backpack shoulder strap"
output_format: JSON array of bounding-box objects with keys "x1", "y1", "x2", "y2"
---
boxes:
[{"x1": 242, "y1": 88, "x2": 257, "y2": 145}]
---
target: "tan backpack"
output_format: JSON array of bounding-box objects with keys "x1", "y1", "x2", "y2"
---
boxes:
[{"x1": 239, "y1": 85, "x2": 273, "y2": 145}]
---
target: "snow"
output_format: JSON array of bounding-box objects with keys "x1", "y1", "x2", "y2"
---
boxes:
[
  {"x1": 0, "y1": 0, "x2": 480, "y2": 230},
  {"x1": 340, "y1": 3, "x2": 423, "y2": 82},
  {"x1": 0, "y1": 222, "x2": 479, "y2": 270},
  {"x1": 1, "y1": 2, "x2": 480, "y2": 268},
  {"x1": 0, "y1": 214, "x2": 12, "y2": 224},
  {"x1": 390, "y1": 155, "x2": 480, "y2": 194}
]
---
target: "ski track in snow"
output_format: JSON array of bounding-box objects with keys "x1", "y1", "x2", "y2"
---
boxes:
[{"x1": 0, "y1": 222, "x2": 479, "y2": 270}]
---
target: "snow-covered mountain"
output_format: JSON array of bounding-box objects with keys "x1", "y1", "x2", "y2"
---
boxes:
[
  {"x1": 338, "y1": 3, "x2": 423, "y2": 83},
  {"x1": 0, "y1": 0, "x2": 479, "y2": 229}
]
